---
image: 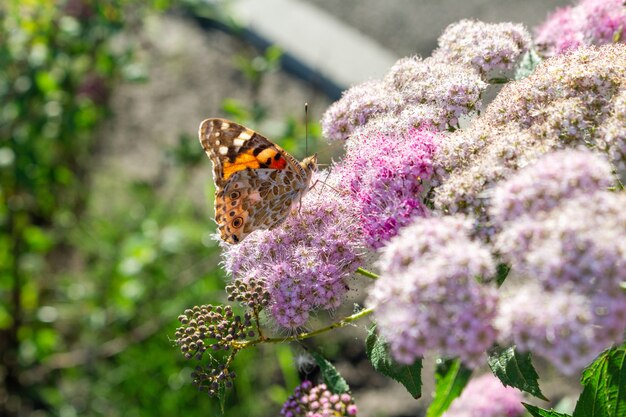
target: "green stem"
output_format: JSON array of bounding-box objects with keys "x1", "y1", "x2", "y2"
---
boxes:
[
  {"x1": 234, "y1": 307, "x2": 374, "y2": 349},
  {"x1": 356, "y1": 267, "x2": 379, "y2": 280},
  {"x1": 488, "y1": 77, "x2": 510, "y2": 84}
]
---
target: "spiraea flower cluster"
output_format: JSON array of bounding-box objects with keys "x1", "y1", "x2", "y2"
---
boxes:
[
  {"x1": 489, "y1": 149, "x2": 613, "y2": 225},
  {"x1": 442, "y1": 374, "x2": 525, "y2": 417},
  {"x1": 222, "y1": 172, "x2": 365, "y2": 329},
  {"x1": 434, "y1": 44, "x2": 626, "y2": 237},
  {"x1": 321, "y1": 20, "x2": 530, "y2": 141},
  {"x1": 281, "y1": 381, "x2": 358, "y2": 417},
  {"x1": 336, "y1": 126, "x2": 438, "y2": 248},
  {"x1": 175, "y1": 304, "x2": 253, "y2": 360},
  {"x1": 535, "y1": 0, "x2": 626, "y2": 57},
  {"x1": 433, "y1": 20, "x2": 531, "y2": 74},
  {"x1": 492, "y1": 151, "x2": 626, "y2": 374},
  {"x1": 368, "y1": 216, "x2": 498, "y2": 367}
]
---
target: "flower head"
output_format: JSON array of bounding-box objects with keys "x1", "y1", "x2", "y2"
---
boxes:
[
  {"x1": 336, "y1": 124, "x2": 439, "y2": 248},
  {"x1": 442, "y1": 374, "x2": 525, "y2": 417},
  {"x1": 496, "y1": 283, "x2": 626, "y2": 375},
  {"x1": 222, "y1": 172, "x2": 365, "y2": 329},
  {"x1": 535, "y1": 0, "x2": 626, "y2": 57},
  {"x1": 321, "y1": 80, "x2": 400, "y2": 141},
  {"x1": 433, "y1": 20, "x2": 531, "y2": 74},
  {"x1": 369, "y1": 216, "x2": 498, "y2": 367},
  {"x1": 490, "y1": 149, "x2": 614, "y2": 225},
  {"x1": 281, "y1": 381, "x2": 358, "y2": 417}
]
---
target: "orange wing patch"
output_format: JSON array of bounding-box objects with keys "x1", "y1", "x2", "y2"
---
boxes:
[{"x1": 223, "y1": 147, "x2": 288, "y2": 180}]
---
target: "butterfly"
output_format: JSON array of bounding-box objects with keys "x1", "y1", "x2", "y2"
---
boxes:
[{"x1": 198, "y1": 118, "x2": 318, "y2": 244}]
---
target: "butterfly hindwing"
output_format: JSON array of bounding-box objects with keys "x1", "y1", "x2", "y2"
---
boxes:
[{"x1": 215, "y1": 168, "x2": 304, "y2": 244}]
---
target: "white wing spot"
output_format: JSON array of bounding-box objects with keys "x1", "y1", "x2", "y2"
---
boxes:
[
  {"x1": 221, "y1": 122, "x2": 230, "y2": 130},
  {"x1": 215, "y1": 131, "x2": 221, "y2": 137},
  {"x1": 233, "y1": 138, "x2": 245, "y2": 147},
  {"x1": 219, "y1": 146, "x2": 228, "y2": 155},
  {"x1": 239, "y1": 130, "x2": 252, "y2": 140},
  {"x1": 215, "y1": 140, "x2": 221, "y2": 145}
]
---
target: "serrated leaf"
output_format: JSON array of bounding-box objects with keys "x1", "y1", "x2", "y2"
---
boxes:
[
  {"x1": 365, "y1": 325, "x2": 422, "y2": 398},
  {"x1": 425, "y1": 358, "x2": 472, "y2": 417},
  {"x1": 524, "y1": 403, "x2": 572, "y2": 417},
  {"x1": 487, "y1": 345, "x2": 548, "y2": 400},
  {"x1": 310, "y1": 351, "x2": 349, "y2": 394},
  {"x1": 573, "y1": 343, "x2": 626, "y2": 417},
  {"x1": 495, "y1": 263, "x2": 511, "y2": 287},
  {"x1": 515, "y1": 49, "x2": 542, "y2": 80}
]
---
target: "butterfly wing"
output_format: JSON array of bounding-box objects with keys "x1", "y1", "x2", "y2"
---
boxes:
[
  {"x1": 216, "y1": 168, "x2": 307, "y2": 243},
  {"x1": 198, "y1": 118, "x2": 309, "y2": 244},
  {"x1": 198, "y1": 118, "x2": 300, "y2": 188}
]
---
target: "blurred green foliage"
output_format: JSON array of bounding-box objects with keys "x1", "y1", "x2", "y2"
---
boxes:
[{"x1": 0, "y1": 1, "x2": 310, "y2": 415}]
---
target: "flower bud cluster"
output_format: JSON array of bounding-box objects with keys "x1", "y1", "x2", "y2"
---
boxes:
[
  {"x1": 226, "y1": 278, "x2": 270, "y2": 311},
  {"x1": 175, "y1": 304, "x2": 253, "y2": 360},
  {"x1": 191, "y1": 363, "x2": 237, "y2": 397},
  {"x1": 281, "y1": 381, "x2": 358, "y2": 417}
]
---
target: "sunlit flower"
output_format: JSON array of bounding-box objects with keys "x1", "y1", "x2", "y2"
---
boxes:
[
  {"x1": 336, "y1": 124, "x2": 439, "y2": 248},
  {"x1": 369, "y1": 216, "x2": 498, "y2": 367}
]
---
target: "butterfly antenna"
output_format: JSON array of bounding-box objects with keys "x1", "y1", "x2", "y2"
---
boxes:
[{"x1": 305, "y1": 102, "x2": 309, "y2": 156}]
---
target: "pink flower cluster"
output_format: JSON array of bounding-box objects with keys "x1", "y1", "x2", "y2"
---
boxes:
[
  {"x1": 434, "y1": 44, "x2": 626, "y2": 238},
  {"x1": 336, "y1": 126, "x2": 438, "y2": 248},
  {"x1": 492, "y1": 151, "x2": 626, "y2": 374},
  {"x1": 222, "y1": 172, "x2": 365, "y2": 329},
  {"x1": 321, "y1": 20, "x2": 530, "y2": 141},
  {"x1": 281, "y1": 381, "x2": 358, "y2": 417},
  {"x1": 368, "y1": 216, "x2": 498, "y2": 367},
  {"x1": 535, "y1": 0, "x2": 626, "y2": 57},
  {"x1": 442, "y1": 374, "x2": 525, "y2": 417},
  {"x1": 433, "y1": 20, "x2": 531, "y2": 74}
]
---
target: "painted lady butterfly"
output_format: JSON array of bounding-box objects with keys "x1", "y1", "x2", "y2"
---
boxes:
[{"x1": 199, "y1": 118, "x2": 317, "y2": 244}]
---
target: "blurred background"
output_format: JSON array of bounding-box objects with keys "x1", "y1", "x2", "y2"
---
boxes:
[{"x1": 1, "y1": 1, "x2": 573, "y2": 416}]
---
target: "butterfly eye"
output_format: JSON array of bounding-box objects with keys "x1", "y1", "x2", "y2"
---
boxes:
[
  {"x1": 232, "y1": 217, "x2": 244, "y2": 228},
  {"x1": 230, "y1": 191, "x2": 240, "y2": 199}
]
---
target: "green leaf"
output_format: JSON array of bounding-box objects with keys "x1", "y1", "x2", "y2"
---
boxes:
[
  {"x1": 425, "y1": 358, "x2": 472, "y2": 417},
  {"x1": 487, "y1": 345, "x2": 548, "y2": 400},
  {"x1": 495, "y1": 263, "x2": 511, "y2": 287},
  {"x1": 573, "y1": 343, "x2": 626, "y2": 417},
  {"x1": 524, "y1": 403, "x2": 572, "y2": 417},
  {"x1": 310, "y1": 351, "x2": 349, "y2": 394},
  {"x1": 365, "y1": 325, "x2": 422, "y2": 398},
  {"x1": 515, "y1": 49, "x2": 542, "y2": 80}
]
